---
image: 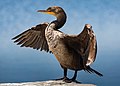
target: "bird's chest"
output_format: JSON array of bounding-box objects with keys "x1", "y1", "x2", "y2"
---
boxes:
[{"x1": 45, "y1": 28, "x2": 63, "y2": 51}]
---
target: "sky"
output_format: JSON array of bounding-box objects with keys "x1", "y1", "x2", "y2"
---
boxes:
[{"x1": 0, "y1": 0, "x2": 120, "y2": 85}]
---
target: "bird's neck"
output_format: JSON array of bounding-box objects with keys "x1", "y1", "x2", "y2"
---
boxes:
[{"x1": 51, "y1": 13, "x2": 67, "y2": 29}]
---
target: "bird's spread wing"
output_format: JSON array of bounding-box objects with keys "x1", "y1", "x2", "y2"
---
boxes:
[
  {"x1": 62, "y1": 24, "x2": 97, "y2": 67},
  {"x1": 12, "y1": 23, "x2": 51, "y2": 53}
]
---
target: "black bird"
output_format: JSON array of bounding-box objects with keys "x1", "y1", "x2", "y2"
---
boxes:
[{"x1": 12, "y1": 6, "x2": 103, "y2": 83}]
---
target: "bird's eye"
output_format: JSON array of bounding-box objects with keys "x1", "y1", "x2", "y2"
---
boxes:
[
  {"x1": 47, "y1": 7, "x2": 56, "y2": 12},
  {"x1": 47, "y1": 7, "x2": 52, "y2": 11}
]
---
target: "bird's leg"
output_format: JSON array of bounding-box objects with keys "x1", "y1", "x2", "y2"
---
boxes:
[
  {"x1": 70, "y1": 70, "x2": 81, "y2": 83},
  {"x1": 56, "y1": 68, "x2": 73, "y2": 83},
  {"x1": 64, "y1": 70, "x2": 80, "y2": 83},
  {"x1": 62, "y1": 68, "x2": 70, "y2": 81},
  {"x1": 62, "y1": 68, "x2": 74, "y2": 83},
  {"x1": 63, "y1": 68, "x2": 67, "y2": 78},
  {"x1": 71, "y1": 70, "x2": 77, "y2": 81},
  {"x1": 55, "y1": 68, "x2": 69, "y2": 80},
  {"x1": 62, "y1": 70, "x2": 79, "y2": 83}
]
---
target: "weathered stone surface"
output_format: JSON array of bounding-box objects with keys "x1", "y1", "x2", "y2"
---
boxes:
[{"x1": 0, "y1": 80, "x2": 96, "y2": 86}]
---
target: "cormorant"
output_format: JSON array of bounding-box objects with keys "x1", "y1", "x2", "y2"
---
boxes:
[{"x1": 12, "y1": 6, "x2": 103, "y2": 83}]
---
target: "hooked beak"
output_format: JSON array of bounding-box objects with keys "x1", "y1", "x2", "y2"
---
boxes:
[{"x1": 37, "y1": 10, "x2": 56, "y2": 16}]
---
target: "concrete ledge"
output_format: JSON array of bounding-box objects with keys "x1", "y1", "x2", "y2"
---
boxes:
[{"x1": 0, "y1": 80, "x2": 96, "y2": 86}]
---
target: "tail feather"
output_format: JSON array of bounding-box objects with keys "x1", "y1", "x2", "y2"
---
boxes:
[{"x1": 85, "y1": 66, "x2": 103, "y2": 77}]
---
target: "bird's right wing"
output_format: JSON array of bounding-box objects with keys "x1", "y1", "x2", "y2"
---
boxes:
[
  {"x1": 78, "y1": 24, "x2": 97, "y2": 66},
  {"x1": 61, "y1": 24, "x2": 97, "y2": 68},
  {"x1": 12, "y1": 23, "x2": 51, "y2": 53}
]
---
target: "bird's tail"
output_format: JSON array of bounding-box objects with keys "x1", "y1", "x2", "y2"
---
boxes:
[{"x1": 84, "y1": 66, "x2": 103, "y2": 77}]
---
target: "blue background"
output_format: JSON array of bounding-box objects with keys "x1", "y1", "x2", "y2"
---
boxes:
[{"x1": 0, "y1": 0, "x2": 120, "y2": 86}]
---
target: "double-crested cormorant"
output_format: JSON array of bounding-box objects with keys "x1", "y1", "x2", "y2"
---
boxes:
[{"x1": 12, "y1": 6, "x2": 103, "y2": 83}]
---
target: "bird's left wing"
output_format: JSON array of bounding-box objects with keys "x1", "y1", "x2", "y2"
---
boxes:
[{"x1": 12, "y1": 23, "x2": 51, "y2": 53}]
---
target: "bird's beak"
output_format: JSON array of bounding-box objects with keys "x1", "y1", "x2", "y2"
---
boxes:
[
  {"x1": 37, "y1": 10, "x2": 47, "y2": 13},
  {"x1": 37, "y1": 10, "x2": 56, "y2": 16}
]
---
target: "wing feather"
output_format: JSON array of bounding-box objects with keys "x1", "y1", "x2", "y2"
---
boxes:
[
  {"x1": 78, "y1": 25, "x2": 97, "y2": 66},
  {"x1": 32, "y1": 36, "x2": 40, "y2": 49},
  {"x1": 62, "y1": 24, "x2": 97, "y2": 67},
  {"x1": 12, "y1": 23, "x2": 50, "y2": 52}
]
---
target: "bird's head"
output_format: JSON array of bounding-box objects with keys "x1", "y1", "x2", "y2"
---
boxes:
[
  {"x1": 37, "y1": 6, "x2": 66, "y2": 18},
  {"x1": 37, "y1": 6, "x2": 66, "y2": 29}
]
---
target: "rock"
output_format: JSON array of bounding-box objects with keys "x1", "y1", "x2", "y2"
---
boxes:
[{"x1": 0, "y1": 80, "x2": 96, "y2": 86}]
